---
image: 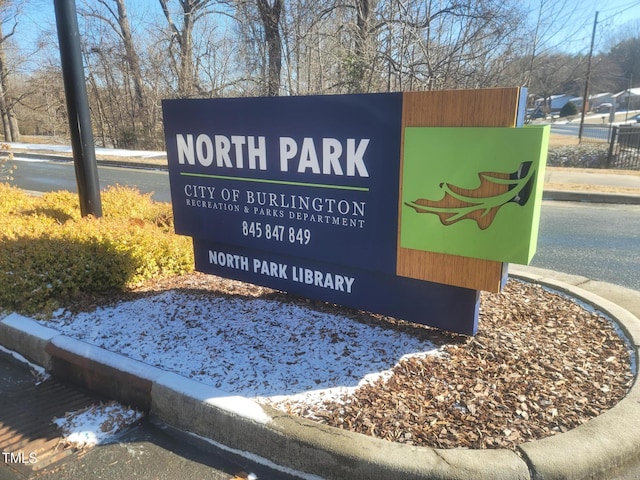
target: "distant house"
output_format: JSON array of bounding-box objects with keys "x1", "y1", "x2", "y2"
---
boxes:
[
  {"x1": 589, "y1": 93, "x2": 614, "y2": 110},
  {"x1": 533, "y1": 94, "x2": 579, "y2": 113},
  {"x1": 613, "y1": 88, "x2": 640, "y2": 111},
  {"x1": 533, "y1": 92, "x2": 616, "y2": 114}
]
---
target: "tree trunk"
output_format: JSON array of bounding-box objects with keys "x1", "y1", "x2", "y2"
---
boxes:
[
  {"x1": 179, "y1": 11, "x2": 195, "y2": 97},
  {"x1": 351, "y1": 0, "x2": 372, "y2": 93},
  {"x1": 0, "y1": 24, "x2": 19, "y2": 142},
  {"x1": 256, "y1": 0, "x2": 282, "y2": 96},
  {"x1": 158, "y1": 0, "x2": 205, "y2": 98},
  {"x1": 112, "y1": 0, "x2": 151, "y2": 145},
  {"x1": 113, "y1": 0, "x2": 145, "y2": 110}
]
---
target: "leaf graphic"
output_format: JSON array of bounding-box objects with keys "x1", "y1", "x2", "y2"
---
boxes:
[{"x1": 405, "y1": 161, "x2": 535, "y2": 230}]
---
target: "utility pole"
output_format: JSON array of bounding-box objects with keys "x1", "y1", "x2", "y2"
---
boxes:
[
  {"x1": 54, "y1": 0, "x2": 102, "y2": 217},
  {"x1": 578, "y1": 11, "x2": 598, "y2": 144},
  {"x1": 626, "y1": 73, "x2": 632, "y2": 122}
]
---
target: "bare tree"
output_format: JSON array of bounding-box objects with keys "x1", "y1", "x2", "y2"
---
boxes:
[
  {"x1": 82, "y1": 0, "x2": 154, "y2": 147},
  {"x1": 607, "y1": 36, "x2": 640, "y2": 92},
  {"x1": 0, "y1": 0, "x2": 20, "y2": 141},
  {"x1": 12, "y1": 37, "x2": 68, "y2": 138},
  {"x1": 8, "y1": 0, "x2": 639, "y2": 149},
  {"x1": 233, "y1": 0, "x2": 284, "y2": 95},
  {"x1": 158, "y1": 0, "x2": 219, "y2": 97},
  {"x1": 386, "y1": 0, "x2": 525, "y2": 90},
  {"x1": 276, "y1": 0, "x2": 379, "y2": 94},
  {"x1": 518, "y1": 0, "x2": 588, "y2": 88},
  {"x1": 95, "y1": 0, "x2": 145, "y2": 115},
  {"x1": 277, "y1": 0, "x2": 338, "y2": 94},
  {"x1": 527, "y1": 52, "x2": 583, "y2": 112},
  {"x1": 346, "y1": 0, "x2": 374, "y2": 92},
  {"x1": 255, "y1": 0, "x2": 283, "y2": 95}
]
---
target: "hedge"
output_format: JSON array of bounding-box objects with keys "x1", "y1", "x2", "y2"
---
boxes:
[{"x1": 0, "y1": 184, "x2": 193, "y2": 316}]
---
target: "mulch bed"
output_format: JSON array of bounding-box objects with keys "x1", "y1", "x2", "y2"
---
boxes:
[
  {"x1": 300, "y1": 281, "x2": 635, "y2": 450},
  {"x1": 62, "y1": 273, "x2": 635, "y2": 451}
]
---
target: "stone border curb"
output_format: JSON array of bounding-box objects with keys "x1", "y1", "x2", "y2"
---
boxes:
[{"x1": 1, "y1": 268, "x2": 639, "y2": 480}]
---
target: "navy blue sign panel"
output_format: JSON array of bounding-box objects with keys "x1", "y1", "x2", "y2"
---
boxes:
[
  {"x1": 193, "y1": 239, "x2": 481, "y2": 336},
  {"x1": 163, "y1": 93, "x2": 403, "y2": 275},
  {"x1": 163, "y1": 92, "x2": 484, "y2": 335}
]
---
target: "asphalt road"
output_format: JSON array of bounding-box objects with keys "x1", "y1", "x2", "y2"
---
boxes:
[
  {"x1": 531, "y1": 200, "x2": 640, "y2": 291},
  {"x1": 550, "y1": 123, "x2": 613, "y2": 142},
  {"x1": 8, "y1": 156, "x2": 172, "y2": 202}
]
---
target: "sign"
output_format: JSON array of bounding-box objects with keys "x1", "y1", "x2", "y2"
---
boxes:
[
  {"x1": 163, "y1": 93, "x2": 402, "y2": 275},
  {"x1": 162, "y1": 88, "x2": 549, "y2": 336},
  {"x1": 401, "y1": 126, "x2": 548, "y2": 264}
]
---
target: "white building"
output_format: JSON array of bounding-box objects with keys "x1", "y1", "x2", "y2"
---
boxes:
[{"x1": 613, "y1": 88, "x2": 640, "y2": 111}]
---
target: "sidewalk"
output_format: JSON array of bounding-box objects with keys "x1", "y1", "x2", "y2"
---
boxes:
[
  {"x1": 544, "y1": 167, "x2": 640, "y2": 204},
  {"x1": 0, "y1": 354, "x2": 305, "y2": 480}
]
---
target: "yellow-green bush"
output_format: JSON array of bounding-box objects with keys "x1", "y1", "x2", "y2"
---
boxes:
[
  {"x1": 0, "y1": 144, "x2": 14, "y2": 181},
  {"x1": 0, "y1": 184, "x2": 193, "y2": 315}
]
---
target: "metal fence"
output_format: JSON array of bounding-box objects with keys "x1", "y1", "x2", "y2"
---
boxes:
[
  {"x1": 581, "y1": 124, "x2": 614, "y2": 142},
  {"x1": 607, "y1": 125, "x2": 640, "y2": 169}
]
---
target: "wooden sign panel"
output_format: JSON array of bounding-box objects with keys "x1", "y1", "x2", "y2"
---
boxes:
[{"x1": 400, "y1": 89, "x2": 520, "y2": 291}]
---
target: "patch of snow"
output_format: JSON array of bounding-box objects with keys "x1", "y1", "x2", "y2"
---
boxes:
[
  {"x1": 2, "y1": 313, "x2": 59, "y2": 341},
  {"x1": 7, "y1": 142, "x2": 165, "y2": 158},
  {"x1": 40, "y1": 291, "x2": 440, "y2": 404},
  {"x1": 155, "y1": 372, "x2": 272, "y2": 424},
  {"x1": 0, "y1": 345, "x2": 50, "y2": 384},
  {"x1": 206, "y1": 395, "x2": 272, "y2": 425},
  {"x1": 53, "y1": 402, "x2": 144, "y2": 448}
]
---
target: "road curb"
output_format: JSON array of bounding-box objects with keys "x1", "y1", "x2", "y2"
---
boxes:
[
  {"x1": 543, "y1": 189, "x2": 640, "y2": 204},
  {"x1": 1, "y1": 269, "x2": 639, "y2": 479}
]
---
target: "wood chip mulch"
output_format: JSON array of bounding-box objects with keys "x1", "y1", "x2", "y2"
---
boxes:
[
  {"x1": 297, "y1": 280, "x2": 635, "y2": 450},
  {"x1": 62, "y1": 273, "x2": 635, "y2": 451}
]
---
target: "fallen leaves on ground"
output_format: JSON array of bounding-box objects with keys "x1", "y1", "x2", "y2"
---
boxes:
[{"x1": 284, "y1": 281, "x2": 634, "y2": 450}]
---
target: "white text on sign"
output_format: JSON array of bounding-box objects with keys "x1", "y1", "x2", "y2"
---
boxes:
[{"x1": 176, "y1": 134, "x2": 370, "y2": 177}]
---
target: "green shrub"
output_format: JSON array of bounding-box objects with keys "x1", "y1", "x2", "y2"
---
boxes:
[
  {"x1": 0, "y1": 143, "x2": 15, "y2": 181},
  {"x1": 559, "y1": 101, "x2": 579, "y2": 118},
  {"x1": 0, "y1": 184, "x2": 193, "y2": 316}
]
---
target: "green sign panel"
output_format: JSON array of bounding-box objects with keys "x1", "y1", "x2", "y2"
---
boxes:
[{"x1": 400, "y1": 126, "x2": 550, "y2": 264}]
